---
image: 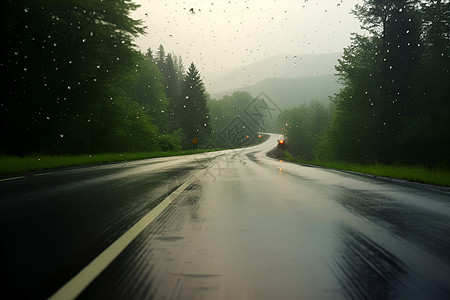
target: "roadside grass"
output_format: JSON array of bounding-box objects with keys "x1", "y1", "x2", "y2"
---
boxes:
[
  {"x1": 0, "y1": 149, "x2": 223, "y2": 175},
  {"x1": 281, "y1": 152, "x2": 450, "y2": 187}
]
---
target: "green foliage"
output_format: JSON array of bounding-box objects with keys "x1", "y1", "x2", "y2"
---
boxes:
[
  {"x1": 208, "y1": 91, "x2": 254, "y2": 133},
  {"x1": 158, "y1": 129, "x2": 183, "y2": 151},
  {"x1": 0, "y1": 3, "x2": 201, "y2": 155},
  {"x1": 179, "y1": 63, "x2": 211, "y2": 148},
  {"x1": 0, "y1": 0, "x2": 157, "y2": 154},
  {"x1": 281, "y1": 151, "x2": 296, "y2": 162},
  {"x1": 279, "y1": 100, "x2": 332, "y2": 161},
  {"x1": 318, "y1": 0, "x2": 450, "y2": 166},
  {"x1": 127, "y1": 53, "x2": 169, "y2": 133},
  {"x1": 300, "y1": 160, "x2": 450, "y2": 187}
]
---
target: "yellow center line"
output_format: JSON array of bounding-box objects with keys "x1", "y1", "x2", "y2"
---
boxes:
[
  {"x1": 48, "y1": 168, "x2": 206, "y2": 300},
  {"x1": 0, "y1": 176, "x2": 25, "y2": 182}
]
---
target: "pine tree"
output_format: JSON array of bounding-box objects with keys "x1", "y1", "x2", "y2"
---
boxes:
[
  {"x1": 145, "y1": 47, "x2": 154, "y2": 61},
  {"x1": 180, "y1": 63, "x2": 211, "y2": 147},
  {"x1": 163, "y1": 54, "x2": 181, "y2": 130},
  {"x1": 155, "y1": 44, "x2": 166, "y2": 74}
]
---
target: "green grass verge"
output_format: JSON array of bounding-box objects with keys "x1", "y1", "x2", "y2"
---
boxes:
[
  {"x1": 281, "y1": 152, "x2": 450, "y2": 187},
  {"x1": 0, "y1": 149, "x2": 223, "y2": 175}
]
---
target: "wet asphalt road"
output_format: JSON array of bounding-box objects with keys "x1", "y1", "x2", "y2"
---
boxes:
[{"x1": 1, "y1": 134, "x2": 450, "y2": 299}]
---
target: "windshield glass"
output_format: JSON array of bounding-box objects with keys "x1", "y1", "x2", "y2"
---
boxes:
[{"x1": 1, "y1": 1, "x2": 450, "y2": 299}]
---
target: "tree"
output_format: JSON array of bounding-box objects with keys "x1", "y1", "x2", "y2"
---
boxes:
[
  {"x1": 0, "y1": 0, "x2": 167, "y2": 154},
  {"x1": 155, "y1": 44, "x2": 166, "y2": 74},
  {"x1": 127, "y1": 53, "x2": 169, "y2": 133},
  {"x1": 320, "y1": 0, "x2": 426, "y2": 164},
  {"x1": 179, "y1": 63, "x2": 211, "y2": 147},
  {"x1": 145, "y1": 47, "x2": 154, "y2": 61},
  {"x1": 208, "y1": 91, "x2": 254, "y2": 133},
  {"x1": 279, "y1": 100, "x2": 332, "y2": 161},
  {"x1": 163, "y1": 54, "x2": 182, "y2": 131},
  {"x1": 401, "y1": 0, "x2": 450, "y2": 164}
]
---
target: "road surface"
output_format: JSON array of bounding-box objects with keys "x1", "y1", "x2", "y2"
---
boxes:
[{"x1": 1, "y1": 134, "x2": 450, "y2": 299}]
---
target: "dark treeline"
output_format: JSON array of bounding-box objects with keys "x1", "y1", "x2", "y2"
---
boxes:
[
  {"x1": 279, "y1": 100, "x2": 333, "y2": 161},
  {"x1": 1, "y1": 0, "x2": 210, "y2": 155},
  {"x1": 281, "y1": 0, "x2": 450, "y2": 166}
]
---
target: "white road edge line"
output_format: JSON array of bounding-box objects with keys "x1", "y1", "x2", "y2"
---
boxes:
[
  {"x1": 48, "y1": 168, "x2": 205, "y2": 300},
  {"x1": 0, "y1": 176, "x2": 25, "y2": 182},
  {"x1": 34, "y1": 172, "x2": 54, "y2": 176}
]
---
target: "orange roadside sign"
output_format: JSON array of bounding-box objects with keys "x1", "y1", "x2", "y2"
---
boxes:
[{"x1": 192, "y1": 137, "x2": 198, "y2": 145}]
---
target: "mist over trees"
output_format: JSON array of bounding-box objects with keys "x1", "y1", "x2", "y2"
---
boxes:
[
  {"x1": 282, "y1": 0, "x2": 449, "y2": 167},
  {"x1": 0, "y1": 1, "x2": 211, "y2": 155},
  {"x1": 3, "y1": 0, "x2": 448, "y2": 165},
  {"x1": 279, "y1": 100, "x2": 333, "y2": 161}
]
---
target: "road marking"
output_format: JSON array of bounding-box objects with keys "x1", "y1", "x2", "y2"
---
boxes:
[
  {"x1": 34, "y1": 172, "x2": 54, "y2": 176},
  {"x1": 0, "y1": 176, "x2": 25, "y2": 182},
  {"x1": 47, "y1": 168, "x2": 205, "y2": 300}
]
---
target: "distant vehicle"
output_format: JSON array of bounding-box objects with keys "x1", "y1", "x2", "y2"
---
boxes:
[{"x1": 277, "y1": 138, "x2": 287, "y2": 149}]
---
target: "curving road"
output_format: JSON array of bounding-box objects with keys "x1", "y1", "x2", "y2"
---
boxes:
[{"x1": 1, "y1": 134, "x2": 450, "y2": 299}]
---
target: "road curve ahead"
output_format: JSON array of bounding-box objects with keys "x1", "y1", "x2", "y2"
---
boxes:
[{"x1": 1, "y1": 134, "x2": 450, "y2": 299}]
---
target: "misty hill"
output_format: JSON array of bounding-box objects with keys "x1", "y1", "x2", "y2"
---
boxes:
[
  {"x1": 207, "y1": 52, "x2": 342, "y2": 96},
  {"x1": 214, "y1": 75, "x2": 342, "y2": 109}
]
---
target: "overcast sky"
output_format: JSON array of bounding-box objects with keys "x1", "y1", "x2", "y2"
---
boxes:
[{"x1": 131, "y1": 0, "x2": 364, "y2": 79}]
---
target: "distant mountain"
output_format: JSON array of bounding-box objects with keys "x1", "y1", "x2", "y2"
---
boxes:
[
  {"x1": 213, "y1": 75, "x2": 342, "y2": 109},
  {"x1": 206, "y1": 52, "x2": 342, "y2": 97}
]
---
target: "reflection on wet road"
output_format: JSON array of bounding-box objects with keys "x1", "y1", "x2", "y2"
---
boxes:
[
  {"x1": 80, "y1": 135, "x2": 450, "y2": 300},
  {"x1": 2, "y1": 134, "x2": 450, "y2": 299}
]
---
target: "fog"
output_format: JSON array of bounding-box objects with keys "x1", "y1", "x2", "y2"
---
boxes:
[{"x1": 132, "y1": 0, "x2": 364, "y2": 84}]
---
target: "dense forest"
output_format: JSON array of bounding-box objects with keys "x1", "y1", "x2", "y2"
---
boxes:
[
  {"x1": 3, "y1": 0, "x2": 448, "y2": 167},
  {"x1": 0, "y1": 0, "x2": 213, "y2": 155},
  {"x1": 281, "y1": 0, "x2": 450, "y2": 167}
]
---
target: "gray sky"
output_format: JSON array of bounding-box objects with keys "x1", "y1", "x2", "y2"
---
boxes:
[{"x1": 131, "y1": 0, "x2": 364, "y2": 80}]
